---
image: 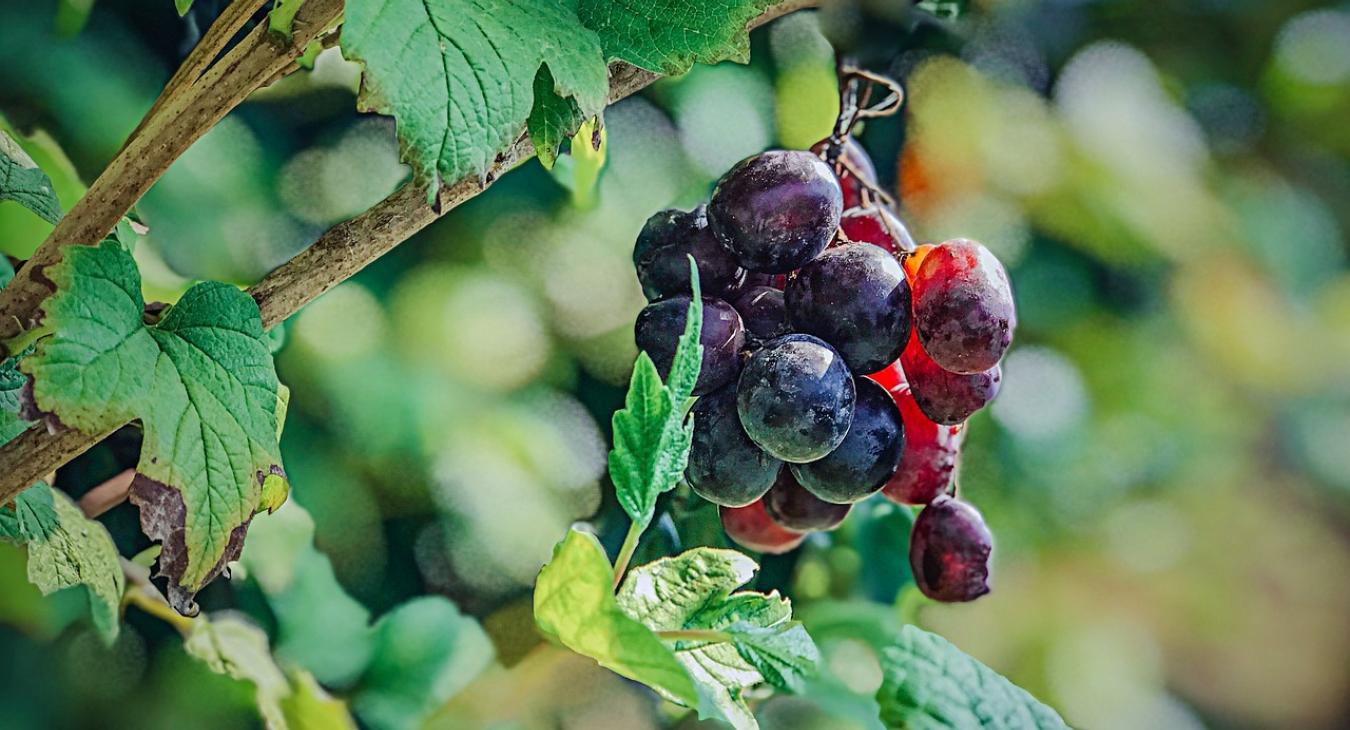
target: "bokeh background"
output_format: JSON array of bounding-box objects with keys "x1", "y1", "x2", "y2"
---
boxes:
[{"x1": 1, "y1": 0, "x2": 1349, "y2": 728}]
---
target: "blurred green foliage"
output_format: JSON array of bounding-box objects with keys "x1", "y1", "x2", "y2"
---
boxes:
[{"x1": 1, "y1": 0, "x2": 1348, "y2": 728}]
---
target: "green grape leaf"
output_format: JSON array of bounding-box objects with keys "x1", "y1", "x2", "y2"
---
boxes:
[
  {"x1": 20, "y1": 485, "x2": 124, "y2": 641},
  {"x1": 21, "y1": 240, "x2": 286, "y2": 614},
  {"x1": 0, "y1": 482, "x2": 58, "y2": 542},
  {"x1": 340, "y1": 0, "x2": 609, "y2": 199},
  {"x1": 618, "y1": 546, "x2": 819, "y2": 724},
  {"x1": 527, "y1": 65, "x2": 586, "y2": 170},
  {"x1": 0, "y1": 130, "x2": 62, "y2": 224},
  {"x1": 186, "y1": 612, "x2": 358, "y2": 730},
  {"x1": 610, "y1": 262, "x2": 702, "y2": 532},
  {"x1": 577, "y1": 0, "x2": 772, "y2": 75},
  {"x1": 533, "y1": 528, "x2": 698, "y2": 706},
  {"x1": 876, "y1": 625, "x2": 1069, "y2": 730},
  {"x1": 241, "y1": 504, "x2": 374, "y2": 687},
  {"x1": 353, "y1": 596, "x2": 496, "y2": 730}
]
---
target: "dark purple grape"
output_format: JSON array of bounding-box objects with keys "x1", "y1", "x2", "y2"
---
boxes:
[
  {"x1": 633, "y1": 205, "x2": 746, "y2": 301},
  {"x1": 708, "y1": 151, "x2": 843, "y2": 273},
  {"x1": 763, "y1": 470, "x2": 851, "y2": 531},
  {"x1": 900, "y1": 333, "x2": 1001, "y2": 425},
  {"x1": 687, "y1": 385, "x2": 782, "y2": 507},
  {"x1": 790, "y1": 378, "x2": 904, "y2": 504},
  {"x1": 811, "y1": 137, "x2": 877, "y2": 209},
  {"x1": 909, "y1": 495, "x2": 992, "y2": 602},
  {"x1": 912, "y1": 239, "x2": 1016, "y2": 374},
  {"x1": 736, "y1": 334, "x2": 856, "y2": 463},
  {"x1": 839, "y1": 206, "x2": 915, "y2": 255},
  {"x1": 634, "y1": 296, "x2": 744, "y2": 395},
  {"x1": 742, "y1": 272, "x2": 788, "y2": 290},
  {"x1": 785, "y1": 243, "x2": 911, "y2": 375},
  {"x1": 721, "y1": 500, "x2": 805, "y2": 554},
  {"x1": 733, "y1": 286, "x2": 789, "y2": 341}
]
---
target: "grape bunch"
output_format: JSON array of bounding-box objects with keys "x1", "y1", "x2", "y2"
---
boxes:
[{"x1": 630, "y1": 74, "x2": 1014, "y2": 603}]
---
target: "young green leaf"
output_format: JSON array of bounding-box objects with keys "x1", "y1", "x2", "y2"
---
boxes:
[
  {"x1": 353, "y1": 596, "x2": 496, "y2": 730},
  {"x1": 0, "y1": 482, "x2": 58, "y2": 543},
  {"x1": 186, "y1": 612, "x2": 358, "y2": 730},
  {"x1": 0, "y1": 130, "x2": 62, "y2": 224},
  {"x1": 174, "y1": 0, "x2": 194, "y2": 17},
  {"x1": 876, "y1": 625, "x2": 1069, "y2": 730},
  {"x1": 533, "y1": 528, "x2": 698, "y2": 706},
  {"x1": 268, "y1": 0, "x2": 307, "y2": 40},
  {"x1": 340, "y1": 0, "x2": 609, "y2": 199},
  {"x1": 16, "y1": 485, "x2": 124, "y2": 641},
  {"x1": 528, "y1": 65, "x2": 586, "y2": 170},
  {"x1": 617, "y1": 546, "x2": 820, "y2": 726},
  {"x1": 610, "y1": 262, "x2": 703, "y2": 533},
  {"x1": 22, "y1": 240, "x2": 286, "y2": 614}
]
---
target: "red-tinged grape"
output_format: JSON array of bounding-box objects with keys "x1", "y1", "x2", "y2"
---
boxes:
[
  {"x1": 811, "y1": 137, "x2": 877, "y2": 209},
  {"x1": 900, "y1": 333, "x2": 1002, "y2": 425},
  {"x1": 737, "y1": 334, "x2": 856, "y2": 463},
  {"x1": 901, "y1": 243, "x2": 935, "y2": 284},
  {"x1": 839, "y1": 206, "x2": 916, "y2": 255},
  {"x1": 633, "y1": 204, "x2": 746, "y2": 301},
  {"x1": 881, "y1": 384, "x2": 963, "y2": 505},
  {"x1": 785, "y1": 243, "x2": 911, "y2": 375},
  {"x1": 721, "y1": 500, "x2": 806, "y2": 554},
  {"x1": 708, "y1": 151, "x2": 843, "y2": 273},
  {"x1": 763, "y1": 470, "x2": 851, "y2": 531},
  {"x1": 911, "y1": 239, "x2": 1016, "y2": 374},
  {"x1": 909, "y1": 495, "x2": 992, "y2": 602},
  {"x1": 634, "y1": 296, "x2": 744, "y2": 395},
  {"x1": 790, "y1": 378, "x2": 904, "y2": 504},
  {"x1": 733, "y1": 286, "x2": 789, "y2": 341},
  {"x1": 867, "y1": 359, "x2": 907, "y2": 392},
  {"x1": 687, "y1": 385, "x2": 782, "y2": 507}
]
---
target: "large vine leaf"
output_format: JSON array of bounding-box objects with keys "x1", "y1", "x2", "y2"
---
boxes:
[
  {"x1": 533, "y1": 527, "x2": 698, "y2": 706},
  {"x1": 876, "y1": 625, "x2": 1069, "y2": 730},
  {"x1": 22, "y1": 239, "x2": 286, "y2": 614},
  {"x1": 528, "y1": 0, "x2": 775, "y2": 163},
  {"x1": 0, "y1": 130, "x2": 62, "y2": 224},
  {"x1": 610, "y1": 263, "x2": 702, "y2": 533},
  {"x1": 185, "y1": 612, "x2": 357, "y2": 730},
  {"x1": 0, "y1": 484, "x2": 125, "y2": 641},
  {"x1": 618, "y1": 547, "x2": 819, "y2": 728},
  {"x1": 340, "y1": 0, "x2": 609, "y2": 199}
]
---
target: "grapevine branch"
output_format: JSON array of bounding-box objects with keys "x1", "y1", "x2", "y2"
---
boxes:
[{"x1": 0, "y1": 0, "x2": 818, "y2": 503}]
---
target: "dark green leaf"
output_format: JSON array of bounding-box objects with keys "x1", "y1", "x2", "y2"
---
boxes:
[
  {"x1": 23, "y1": 240, "x2": 285, "y2": 613},
  {"x1": 0, "y1": 482, "x2": 58, "y2": 542},
  {"x1": 528, "y1": 65, "x2": 586, "y2": 170},
  {"x1": 876, "y1": 625, "x2": 1069, "y2": 730},
  {"x1": 20, "y1": 485, "x2": 124, "y2": 641},
  {"x1": 577, "y1": 0, "x2": 773, "y2": 75}
]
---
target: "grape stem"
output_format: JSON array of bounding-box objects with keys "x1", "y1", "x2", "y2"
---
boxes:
[
  {"x1": 611, "y1": 520, "x2": 643, "y2": 591},
  {"x1": 816, "y1": 58, "x2": 905, "y2": 209}
]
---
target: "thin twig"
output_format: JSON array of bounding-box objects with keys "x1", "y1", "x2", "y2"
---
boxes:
[
  {"x1": 78, "y1": 468, "x2": 135, "y2": 519},
  {"x1": 0, "y1": 0, "x2": 818, "y2": 503}
]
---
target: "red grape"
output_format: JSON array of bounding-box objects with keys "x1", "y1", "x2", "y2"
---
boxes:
[
  {"x1": 900, "y1": 333, "x2": 1002, "y2": 425},
  {"x1": 909, "y1": 495, "x2": 992, "y2": 602},
  {"x1": 721, "y1": 499, "x2": 806, "y2": 554},
  {"x1": 839, "y1": 206, "x2": 915, "y2": 255},
  {"x1": 880, "y1": 384, "x2": 963, "y2": 505},
  {"x1": 911, "y1": 239, "x2": 1016, "y2": 374},
  {"x1": 811, "y1": 137, "x2": 877, "y2": 209}
]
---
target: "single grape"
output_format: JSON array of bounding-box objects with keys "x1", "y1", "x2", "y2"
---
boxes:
[
  {"x1": 900, "y1": 333, "x2": 1002, "y2": 425},
  {"x1": 687, "y1": 384, "x2": 782, "y2": 507},
  {"x1": 743, "y1": 272, "x2": 789, "y2": 290},
  {"x1": 901, "y1": 243, "x2": 934, "y2": 283},
  {"x1": 839, "y1": 206, "x2": 915, "y2": 255},
  {"x1": 790, "y1": 377, "x2": 904, "y2": 504},
  {"x1": 785, "y1": 243, "x2": 911, "y2": 375},
  {"x1": 912, "y1": 239, "x2": 1016, "y2": 374},
  {"x1": 908, "y1": 495, "x2": 992, "y2": 602},
  {"x1": 708, "y1": 150, "x2": 843, "y2": 273},
  {"x1": 879, "y1": 384, "x2": 964, "y2": 505},
  {"x1": 811, "y1": 137, "x2": 877, "y2": 209},
  {"x1": 737, "y1": 334, "x2": 856, "y2": 463},
  {"x1": 763, "y1": 470, "x2": 851, "y2": 531},
  {"x1": 733, "y1": 286, "x2": 789, "y2": 341},
  {"x1": 721, "y1": 499, "x2": 806, "y2": 554},
  {"x1": 633, "y1": 204, "x2": 746, "y2": 301},
  {"x1": 634, "y1": 295, "x2": 745, "y2": 395}
]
